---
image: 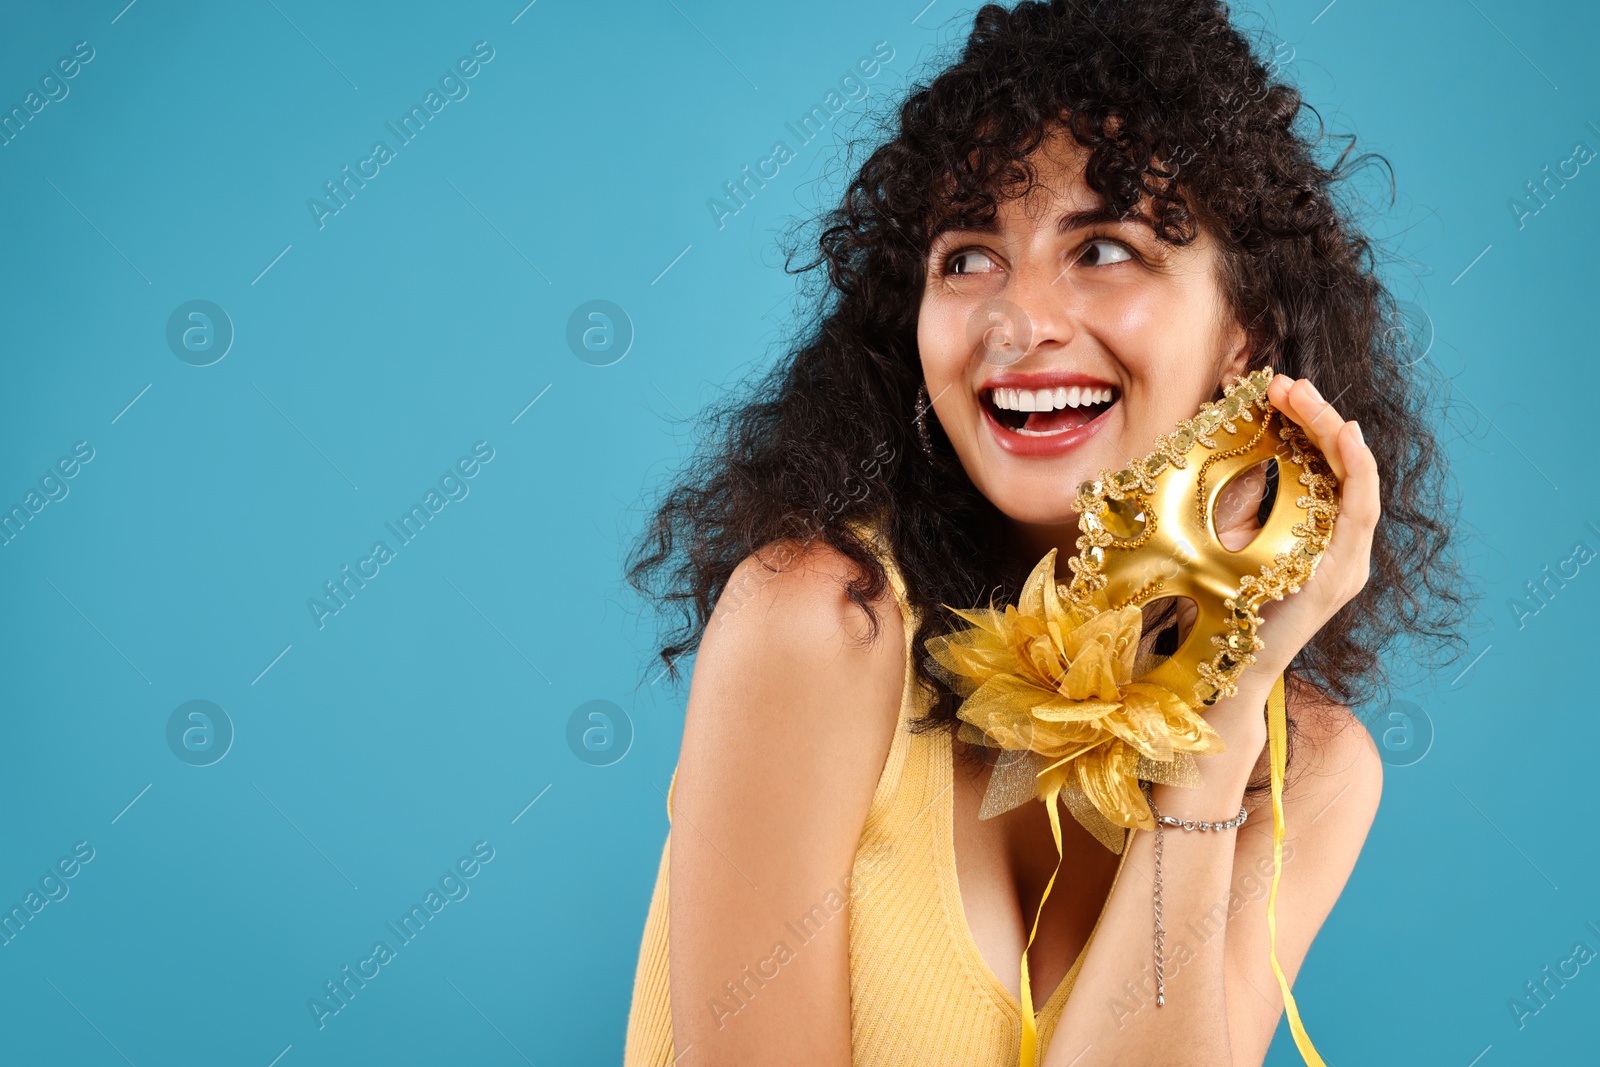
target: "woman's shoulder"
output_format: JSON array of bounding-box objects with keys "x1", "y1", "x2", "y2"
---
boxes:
[
  {"x1": 687, "y1": 531, "x2": 908, "y2": 783},
  {"x1": 1288, "y1": 677, "x2": 1382, "y2": 770},
  {"x1": 709, "y1": 531, "x2": 908, "y2": 669},
  {"x1": 1277, "y1": 676, "x2": 1384, "y2": 834},
  {"x1": 672, "y1": 535, "x2": 908, "y2": 891}
]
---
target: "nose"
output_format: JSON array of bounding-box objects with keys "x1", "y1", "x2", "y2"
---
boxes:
[{"x1": 986, "y1": 258, "x2": 1076, "y2": 365}]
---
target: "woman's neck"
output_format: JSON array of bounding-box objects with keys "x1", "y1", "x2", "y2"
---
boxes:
[{"x1": 1002, "y1": 516, "x2": 1084, "y2": 576}]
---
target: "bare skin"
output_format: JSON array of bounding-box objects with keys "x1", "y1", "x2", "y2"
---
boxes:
[{"x1": 666, "y1": 129, "x2": 1382, "y2": 1067}]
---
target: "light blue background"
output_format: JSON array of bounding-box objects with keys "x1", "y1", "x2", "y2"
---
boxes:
[{"x1": 0, "y1": 1, "x2": 1595, "y2": 1064}]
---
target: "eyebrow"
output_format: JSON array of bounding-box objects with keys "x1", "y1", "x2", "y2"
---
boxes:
[
  {"x1": 930, "y1": 204, "x2": 1141, "y2": 242},
  {"x1": 1056, "y1": 206, "x2": 1136, "y2": 233}
]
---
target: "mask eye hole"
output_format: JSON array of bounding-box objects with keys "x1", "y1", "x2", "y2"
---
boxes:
[
  {"x1": 1137, "y1": 595, "x2": 1196, "y2": 668},
  {"x1": 1213, "y1": 458, "x2": 1278, "y2": 552}
]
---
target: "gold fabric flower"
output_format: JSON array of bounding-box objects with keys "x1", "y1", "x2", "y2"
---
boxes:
[{"x1": 925, "y1": 548, "x2": 1225, "y2": 851}]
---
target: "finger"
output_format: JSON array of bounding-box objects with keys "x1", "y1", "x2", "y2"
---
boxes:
[
  {"x1": 1269, "y1": 375, "x2": 1348, "y2": 484},
  {"x1": 1334, "y1": 419, "x2": 1380, "y2": 541},
  {"x1": 1250, "y1": 425, "x2": 1378, "y2": 665},
  {"x1": 1317, "y1": 420, "x2": 1381, "y2": 600},
  {"x1": 1284, "y1": 377, "x2": 1349, "y2": 482}
]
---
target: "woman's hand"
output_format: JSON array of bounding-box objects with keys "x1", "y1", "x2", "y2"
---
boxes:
[
  {"x1": 1243, "y1": 374, "x2": 1381, "y2": 692},
  {"x1": 1192, "y1": 374, "x2": 1379, "y2": 776}
]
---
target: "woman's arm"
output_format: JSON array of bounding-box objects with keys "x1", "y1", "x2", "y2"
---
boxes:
[
  {"x1": 1042, "y1": 680, "x2": 1380, "y2": 1067},
  {"x1": 1045, "y1": 374, "x2": 1384, "y2": 1067},
  {"x1": 1040, "y1": 676, "x2": 1263, "y2": 1067},
  {"x1": 1222, "y1": 692, "x2": 1382, "y2": 1065},
  {"x1": 667, "y1": 540, "x2": 905, "y2": 1066}
]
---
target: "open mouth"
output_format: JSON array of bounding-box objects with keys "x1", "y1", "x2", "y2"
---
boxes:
[{"x1": 981, "y1": 383, "x2": 1119, "y2": 436}]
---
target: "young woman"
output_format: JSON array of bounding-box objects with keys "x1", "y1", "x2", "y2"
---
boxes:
[{"x1": 623, "y1": 2, "x2": 1463, "y2": 1064}]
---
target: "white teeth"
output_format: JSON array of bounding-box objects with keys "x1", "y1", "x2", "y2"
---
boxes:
[{"x1": 987, "y1": 385, "x2": 1115, "y2": 412}]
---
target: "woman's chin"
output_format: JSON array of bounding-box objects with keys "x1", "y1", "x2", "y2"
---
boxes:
[
  {"x1": 970, "y1": 452, "x2": 1111, "y2": 527},
  {"x1": 987, "y1": 493, "x2": 1087, "y2": 535}
]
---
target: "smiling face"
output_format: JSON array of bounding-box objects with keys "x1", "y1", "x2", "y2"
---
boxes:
[{"x1": 917, "y1": 129, "x2": 1250, "y2": 557}]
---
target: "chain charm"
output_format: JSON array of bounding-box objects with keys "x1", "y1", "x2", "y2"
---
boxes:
[
  {"x1": 1147, "y1": 793, "x2": 1249, "y2": 1007},
  {"x1": 1153, "y1": 814, "x2": 1166, "y2": 1006}
]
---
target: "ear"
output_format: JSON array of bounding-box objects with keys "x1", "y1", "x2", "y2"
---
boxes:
[{"x1": 1217, "y1": 319, "x2": 1251, "y2": 387}]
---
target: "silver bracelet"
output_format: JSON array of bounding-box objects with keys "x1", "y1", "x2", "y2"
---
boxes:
[{"x1": 1147, "y1": 795, "x2": 1248, "y2": 1007}]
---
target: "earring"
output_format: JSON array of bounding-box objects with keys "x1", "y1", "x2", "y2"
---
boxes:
[{"x1": 915, "y1": 384, "x2": 935, "y2": 457}]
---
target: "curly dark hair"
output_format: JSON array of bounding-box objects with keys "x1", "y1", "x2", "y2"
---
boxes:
[{"x1": 626, "y1": 0, "x2": 1468, "y2": 781}]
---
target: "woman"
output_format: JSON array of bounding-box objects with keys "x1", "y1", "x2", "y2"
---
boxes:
[{"x1": 624, "y1": 2, "x2": 1463, "y2": 1064}]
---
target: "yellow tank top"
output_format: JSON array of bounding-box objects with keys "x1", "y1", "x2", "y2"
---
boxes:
[{"x1": 623, "y1": 526, "x2": 1134, "y2": 1065}]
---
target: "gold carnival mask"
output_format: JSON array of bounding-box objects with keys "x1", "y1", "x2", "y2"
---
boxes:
[
  {"x1": 927, "y1": 367, "x2": 1341, "y2": 851},
  {"x1": 1067, "y1": 366, "x2": 1341, "y2": 712}
]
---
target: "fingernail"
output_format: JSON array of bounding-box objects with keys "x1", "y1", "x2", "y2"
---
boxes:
[
  {"x1": 1351, "y1": 421, "x2": 1364, "y2": 447},
  {"x1": 1305, "y1": 382, "x2": 1325, "y2": 405}
]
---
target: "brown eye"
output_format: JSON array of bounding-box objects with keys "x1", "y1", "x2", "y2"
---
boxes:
[
  {"x1": 1077, "y1": 239, "x2": 1134, "y2": 268},
  {"x1": 946, "y1": 249, "x2": 998, "y2": 275}
]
